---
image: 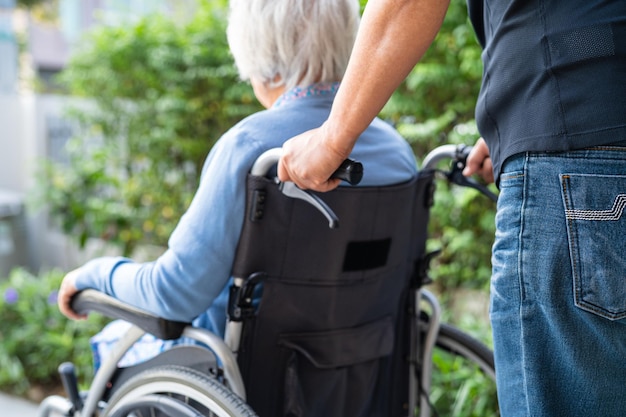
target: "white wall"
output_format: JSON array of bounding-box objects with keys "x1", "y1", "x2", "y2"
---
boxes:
[
  {"x1": 0, "y1": 93, "x2": 117, "y2": 276},
  {"x1": 0, "y1": 95, "x2": 27, "y2": 192}
]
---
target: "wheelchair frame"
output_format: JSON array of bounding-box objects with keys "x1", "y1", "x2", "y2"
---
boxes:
[{"x1": 38, "y1": 144, "x2": 498, "y2": 417}]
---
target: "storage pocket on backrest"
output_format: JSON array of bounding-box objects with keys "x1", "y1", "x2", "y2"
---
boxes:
[{"x1": 278, "y1": 316, "x2": 394, "y2": 417}]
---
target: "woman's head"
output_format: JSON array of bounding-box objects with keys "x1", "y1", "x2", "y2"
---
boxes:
[{"x1": 227, "y1": 0, "x2": 360, "y2": 92}]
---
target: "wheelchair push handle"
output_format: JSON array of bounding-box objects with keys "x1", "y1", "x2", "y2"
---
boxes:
[
  {"x1": 331, "y1": 158, "x2": 363, "y2": 185},
  {"x1": 251, "y1": 148, "x2": 363, "y2": 185},
  {"x1": 251, "y1": 148, "x2": 363, "y2": 229},
  {"x1": 422, "y1": 144, "x2": 498, "y2": 203}
]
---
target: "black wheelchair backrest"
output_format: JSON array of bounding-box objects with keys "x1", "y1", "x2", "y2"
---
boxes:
[{"x1": 231, "y1": 171, "x2": 434, "y2": 417}]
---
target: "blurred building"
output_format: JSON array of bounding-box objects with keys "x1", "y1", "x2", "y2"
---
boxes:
[
  {"x1": 26, "y1": 0, "x2": 190, "y2": 92},
  {"x1": 0, "y1": 0, "x2": 17, "y2": 93},
  {"x1": 0, "y1": 0, "x2": 196, "y2": 275}
]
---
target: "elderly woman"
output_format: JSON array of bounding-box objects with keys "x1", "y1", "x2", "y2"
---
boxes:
[{"x1": 58, "y1": 0, "x2": 417, "y2": 364}]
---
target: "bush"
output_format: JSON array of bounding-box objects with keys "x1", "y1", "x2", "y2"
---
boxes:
[
  {"x1": 36, "y1": 0, "x2": 494, "y2": 298},
  {"x1": 381, "y1": 0, "x2": 483, "y2": 153},
  {"x1": 36, "y1": 0, "x2": 262, "y2": 256},
  {"x1": 29, "y1": 0, "x2": 496, "y2": 400},
  {"x1": 379, "y1": 0, "x2": 497, "y2": 321},
  {"x1": 0, "y1": 268, "x2": 109, "y2": 398}
]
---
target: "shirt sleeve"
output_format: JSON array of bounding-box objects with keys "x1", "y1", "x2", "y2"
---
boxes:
[{"x1": 74, "y1": 127, "x2": 264, "y2": 322}]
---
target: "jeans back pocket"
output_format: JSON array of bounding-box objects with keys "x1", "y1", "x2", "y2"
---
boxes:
[{"x1": 560, "y1": 173, "x2": 626, "y2": 320}]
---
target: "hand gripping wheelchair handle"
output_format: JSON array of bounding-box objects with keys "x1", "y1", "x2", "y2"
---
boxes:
[
  {"x1": 251, "y1": 147, "x2": 363, "y2": 185},
  {"x1": 71, "y1": 289, "x2": 190, "y2": 340},
  {"x1": 251, "y1": 148, "x2": 363, "y2": 229}
]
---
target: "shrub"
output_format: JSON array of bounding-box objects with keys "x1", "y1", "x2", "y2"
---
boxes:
[
  {"x1": 36, "y1": 0, "x2": 262, "y2": 256},
  {"x1": 0, "y1": 268, "x2": 109, "y2": 398},
  {"x1": 379, "y1": 0, "x2": 497, "y2": 309}
]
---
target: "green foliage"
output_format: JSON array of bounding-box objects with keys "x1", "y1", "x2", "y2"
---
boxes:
[
  {"x1": 16, "y1": 0, "x2": 47, "y2": 8},
  {"x1": 0, "y1": 269, "x2": 109, "y2": 396},
  {"x1": 19, "y1": 1, "x2": 498, "y2": 405},
  {"x1": 430, "y1": 349, "x2": 499, "y2": 416},
  {"x1": 381, "y1": 0, "x2": 482, "y2": 155},
  {"x1": 36, "y1": 0, "x2": 262, "y2": 255},
  {"x1": 427, "y1": 181, "x2": 496, "y2": 297},
  {"x1": 378, "y1": 0, "x2": 496, "y2": 307},
  {"x1": 17, "y1": 0, "x2": 59, "y2": 24},
  {"x1": 29, "y1": 0, "x2": 495, "y2": 395}
]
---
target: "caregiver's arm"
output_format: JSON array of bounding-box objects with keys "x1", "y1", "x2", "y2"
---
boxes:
[{"x1": 278, "y1": 0, "x2": 450, "y2": 191}]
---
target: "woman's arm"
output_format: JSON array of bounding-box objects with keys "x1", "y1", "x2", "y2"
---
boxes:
[
  {"x1": 57, "y1": 136, "x2": 256, "y2": 323},
  {"x1": 278, "y1": 0, "x2": 450, "y2": 190}
]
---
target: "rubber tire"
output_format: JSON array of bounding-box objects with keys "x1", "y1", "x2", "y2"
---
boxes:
[
  {"x1": 436, "y1": 322, "x2": 495, "y2": 380},
  {"x1": 103, "y1": 365, "x2": 258, "y2": 417},
  {"x1": 422, "y1": 321, "x2": 499, "y2": 417}
]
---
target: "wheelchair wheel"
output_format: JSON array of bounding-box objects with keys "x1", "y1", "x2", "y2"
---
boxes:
[
  {"x1": 424, "y1": 322, "x2": 499, "y2": 417},
  {"x1": 103, "y1": 365, "x2": 258, "y2": 417}
]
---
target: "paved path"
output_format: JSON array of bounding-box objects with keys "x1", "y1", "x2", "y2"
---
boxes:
[{"x1": 0, "y1": 392, "x2": 40, "y2": 416}]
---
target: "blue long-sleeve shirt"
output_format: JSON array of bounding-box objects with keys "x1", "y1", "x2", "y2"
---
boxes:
[{"x1": 75, "y1": 83, "x2": 417, "y2": 337}]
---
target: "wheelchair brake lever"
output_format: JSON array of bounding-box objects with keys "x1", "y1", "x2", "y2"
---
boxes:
[
  {"x1": 277, "y1": 180, "x2": 339, "y2": 228},
  {"x1": 447, "y1": 168, "x2": 498, "y2": 203}
]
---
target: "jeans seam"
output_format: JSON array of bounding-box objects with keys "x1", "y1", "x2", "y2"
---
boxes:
[
  {"x1": 518, "y1": 153, "x2": 531, "y2": 415},
  {"x1": 560, "y1": 175, "x2": 580, "y2": 314},
  {"x1": 518, "y1": 156, "x2": 528, "y2": 303}
]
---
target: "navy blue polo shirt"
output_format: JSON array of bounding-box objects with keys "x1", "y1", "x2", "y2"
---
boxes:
[{"x1": 468, "y1": 0, "x2": 626, "y2": 180}]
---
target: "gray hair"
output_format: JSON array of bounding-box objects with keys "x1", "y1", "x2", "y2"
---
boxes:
[{"x1": 227, "y1": 0, "x2": 360, "y2": 91}]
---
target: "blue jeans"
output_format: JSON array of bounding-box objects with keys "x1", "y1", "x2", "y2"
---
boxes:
[{"x1": 491, "y1": 148, "x2": 626, "y2": 417}]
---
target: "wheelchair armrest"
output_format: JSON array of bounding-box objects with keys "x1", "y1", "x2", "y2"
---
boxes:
[{"x1": 71, "y1": 289, "x2": 190, "y2": 340}]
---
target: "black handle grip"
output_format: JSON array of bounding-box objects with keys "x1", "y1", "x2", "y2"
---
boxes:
[
  {"x1": 331, "y1": 159, "x2": 363, "y2": 185},
  {"x1": 58, "y1": 362, "x2": 83, "y2": 411}
]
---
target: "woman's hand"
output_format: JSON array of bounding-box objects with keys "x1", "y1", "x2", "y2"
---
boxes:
[
  {"x1": 58, "y1": 268, "x2": 88, "y2": 320},
  {"x1": 463, "y1": 138, "x2": 494, "y2": 184}
]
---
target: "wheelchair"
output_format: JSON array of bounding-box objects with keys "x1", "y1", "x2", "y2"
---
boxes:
[{"x1": 38, "y1": 145, "x2": 497, "y2": 417}]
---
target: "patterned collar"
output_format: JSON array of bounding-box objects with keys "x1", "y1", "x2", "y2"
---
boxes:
[{"x1": 272, "y1": 82, "x2": 340, "y2": 109}]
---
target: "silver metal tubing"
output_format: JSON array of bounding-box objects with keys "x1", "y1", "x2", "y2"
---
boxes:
[
  {"x1": 418, "y1": 289, "x2": 442, "y2": 417},
  {"x1": 80, "y1": 325, "x2": 146, "y2": 417},
  {"x1": 182, "y1": 327, "x2": 246, "y2": 401},
  {"x1": 408, "y1": 291, "x2": 419, "y2": 415},
  {"x1": 250, "y1": 148, "x2": 282, "y2": 177},
  {"x1": 421, "y1": 144, "x2": 459, "y2": 171},
  {"x1": 254, "y1": 144, "x2": 464, "y2": 175},
  {"x1": 223, "y1": 321, "x2": 243, "y2": 356},
  {"x1": 37, "y1": 395, "x2": 74, "y2": 417},
  {"x1": 223, "y1": 277, "x2": 245, "y2": 355}
]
